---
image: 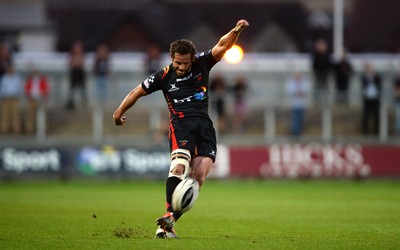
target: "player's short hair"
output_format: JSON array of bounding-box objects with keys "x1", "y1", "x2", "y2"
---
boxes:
[{"x1": 170, "y1": 39, "x2": 197, "y2": 59}]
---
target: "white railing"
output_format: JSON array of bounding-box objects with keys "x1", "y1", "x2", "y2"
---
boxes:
[{"x1": 6, "y1": 52, "x2": 400, "y2": 145}]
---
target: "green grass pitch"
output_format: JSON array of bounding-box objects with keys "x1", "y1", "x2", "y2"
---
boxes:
[{"x1": 0, "y1": 179, "x2": 399, "y2": 249}]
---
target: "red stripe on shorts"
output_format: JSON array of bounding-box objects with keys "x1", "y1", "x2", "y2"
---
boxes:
[{"x1": 169, "y1": 121, "x2": 179, "y2": 151}]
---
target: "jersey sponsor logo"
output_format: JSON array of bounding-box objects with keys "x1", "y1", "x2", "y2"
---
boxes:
[
  {"x1": 176, "y1": 73, "x2": 192, "y2": 82},
  {"x1": 148, "y1": 75, "x2": 155, "y2": 83},
  {"x1": 193, "y1": 86, "x2": 207, "y2": 100},
  {"x1": 179, "y1": 140, "x2": 189, "y2": 146},
  {"x1": 143, "y1": 78, "x2": 150, "y2": 88},
  {"x1": 144, "y1": 75, "x2": 155, "y2": 88},
  {"x1": 173, "y1": 86, "x2": 207, "y2": 103},
  {"x1": 168, "y1": 83, "x2": 180, "y2": 92},
  {"x1": 194, "y1": 73, "x2": 202, "y2": 82},
  {"x1": 173, "y1": 96, "x2": 194, "y2": 103}
]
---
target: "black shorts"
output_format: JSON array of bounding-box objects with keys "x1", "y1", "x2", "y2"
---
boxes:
[{"x1": 169, "y1": 117, "x2": 217, "y2": 162}]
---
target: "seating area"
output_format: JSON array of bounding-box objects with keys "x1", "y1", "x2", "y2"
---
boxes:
[{"x1": 1, "y1": 52, "x2": 399, "y2": 147}]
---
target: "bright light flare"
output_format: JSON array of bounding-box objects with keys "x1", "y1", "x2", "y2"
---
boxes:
[{"x1": 224, "y1": 45, "x2": 244, "y2": 64}]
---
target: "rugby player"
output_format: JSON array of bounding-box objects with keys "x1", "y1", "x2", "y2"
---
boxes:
[{"x1": 113, "y1": 19, "x2": 249, "y2": 238}]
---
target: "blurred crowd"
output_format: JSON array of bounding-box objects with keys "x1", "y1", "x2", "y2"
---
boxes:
[
  {"x1": 0, "y1": 44, "x2": 50, "y2": 136},
  {"x1": 208, "y1": 38, "x2": 400, "y2": 138},
  {"x1": 1, "y1": 38, "x2": 400, "y2": 138},
  {"x1": 309, "y1": 38, "x2": 400, "y2": 137}
]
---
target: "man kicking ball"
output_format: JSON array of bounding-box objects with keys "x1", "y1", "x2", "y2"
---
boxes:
[{"x1": 113, "y1": 19, "x2": 249, "y2": 238}]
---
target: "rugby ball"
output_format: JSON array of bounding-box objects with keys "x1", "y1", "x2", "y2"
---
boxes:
[{"x1": 172, "y1": 178, "x2": 200, "y2": 213}]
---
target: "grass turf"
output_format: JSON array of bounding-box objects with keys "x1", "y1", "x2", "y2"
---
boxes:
[{"x1": 0, "y1": 179, "x2": 399, "y2": 250}]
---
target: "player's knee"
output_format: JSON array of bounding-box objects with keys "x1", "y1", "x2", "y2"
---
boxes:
[
  {"x1": 171, "y1": 164, "x2": 185, "y2": 176},
  {"x1": 168, "y1": 149, "x2": 191, "y2": 180}
]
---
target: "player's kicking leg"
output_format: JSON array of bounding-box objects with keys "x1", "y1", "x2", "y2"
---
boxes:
[
  {"x1": 154, "y1": 149, "x2": 191, "y2": 239},
  {"x1": 155, "y1": 211, "x2": 177, "y2": 238},
  {"x1": 190, "y1": 156, "x2": 213, "y2": 187}
]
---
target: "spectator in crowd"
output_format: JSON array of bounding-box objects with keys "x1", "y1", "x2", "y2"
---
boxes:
[
  {"x1": 334, "y1": 52, "x2": 353, "y2": 104},
  {"x1": 232, "y1": 75, "x2": 249, "y2": 133},
  {"x1": 209, "y1": 73, "x2": 227, "y2": 133},
  {"x1": 286, "y1": 71, "x2": 310, "y2": 136},
  {"x1": 0, "y1": 65, "x2": 23, "y2": 135},
  {"x1": 145, "y1": 44, "x2": 162, "y2": 76},
  {"x1": 0, "y1": 43, "x2": 12, "y2": 78},
  {"x1": 145, "y1": 44, "x2": 165, "y2": 141},
  {"x1": 66, "y1": 40, "x2": 86, "y2": 110},
  {"x1": 394, "y1": 69, "x2": 400, "y2": 135},
  {"x1": 24, "y1": 66, "x2": 50, "y2": 134},
  {"x1": 361, "y1": 62, "x2": 382, "y2": 135},
  {"x1": 311, "y1": 38, "x2": 332, "y2": 104},
  {"x1": 93, "y1": 43, "x2": 111, "y2": 104}
]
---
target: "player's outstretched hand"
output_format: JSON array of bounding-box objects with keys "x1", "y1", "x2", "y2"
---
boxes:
[
  {"x1": 235, "y1": 19, "x2": 250, "y2": 32},
  {"x1": 114, "y1": 115, "x2": 126, "y2": 126}
]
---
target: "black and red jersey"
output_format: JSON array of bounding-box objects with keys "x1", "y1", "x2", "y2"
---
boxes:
[{"x1": 141, "y1": 50, "x2": 218, "y2": 121}]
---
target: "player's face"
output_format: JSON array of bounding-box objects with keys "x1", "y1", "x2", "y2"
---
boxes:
[{"x1": 171, "y1": 53, "x2": 192, "y2": 77}]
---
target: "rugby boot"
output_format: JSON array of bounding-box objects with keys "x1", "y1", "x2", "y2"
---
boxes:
[{"x1": 154, "y1": 212, "x2": 177, "y2": 238}]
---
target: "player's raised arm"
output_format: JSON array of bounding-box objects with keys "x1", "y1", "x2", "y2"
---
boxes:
[
  {"x1": 211, "y1": 19, "x2": 249, "y2": 61},
  {"x1": 113, "y1": 84, "x2": 147, "y2": 126}
]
